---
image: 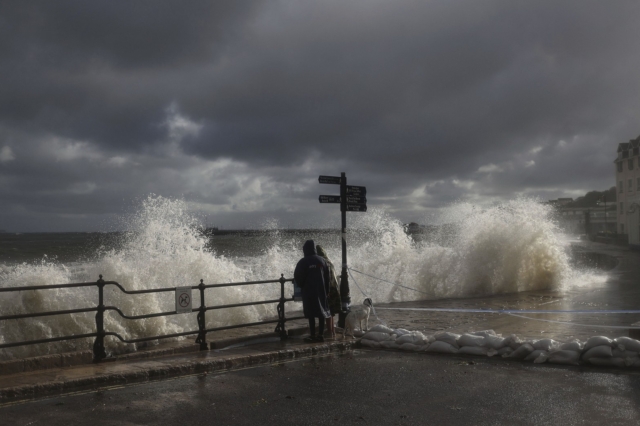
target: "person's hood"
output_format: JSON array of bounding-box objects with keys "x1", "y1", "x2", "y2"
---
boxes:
[
  {"x1": 316, "y1": 245, "x2": 328, "y2": 259},
  {"x1": 303, "y1": 239, "x2": 316, "y2": 257}
]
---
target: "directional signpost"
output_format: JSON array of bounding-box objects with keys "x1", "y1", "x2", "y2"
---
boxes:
[{"x1": 318, "y1": 172, "x2": 368, "y2": 328}]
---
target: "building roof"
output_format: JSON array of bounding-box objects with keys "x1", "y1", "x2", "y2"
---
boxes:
[{"x1": 614, "y1": 136, "x2": 640, "y2": 162}]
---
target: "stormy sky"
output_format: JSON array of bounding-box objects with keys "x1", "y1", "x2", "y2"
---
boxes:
[{"x1": 1, "y1": 1, "x2": 639, "y2": 231}]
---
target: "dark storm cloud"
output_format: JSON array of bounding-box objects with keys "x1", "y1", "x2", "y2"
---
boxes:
[{"x1": 1, "y1": 0, "x2": 639, "y2": 231}]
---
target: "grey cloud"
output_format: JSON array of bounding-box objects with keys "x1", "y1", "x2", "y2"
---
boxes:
[{"x1": 1, "y1": 1, "x2": 639, "y2": 230}]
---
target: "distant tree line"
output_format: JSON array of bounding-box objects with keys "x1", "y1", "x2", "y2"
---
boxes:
[{"x1": 564, "y1": 187, "x2": 616, "y2": 208}]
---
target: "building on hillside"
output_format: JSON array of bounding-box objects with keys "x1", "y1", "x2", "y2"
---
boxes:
[
  {"x1": 545, "y1": 198, "x2": 574, "y2": 207},
  {"x1": 615, "y1": 137, "x2": 640, "y2": 240}
]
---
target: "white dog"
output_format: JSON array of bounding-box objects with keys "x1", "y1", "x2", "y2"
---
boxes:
[{"x1": 342, "y1": 298, "x2": 373, "y2": 339}]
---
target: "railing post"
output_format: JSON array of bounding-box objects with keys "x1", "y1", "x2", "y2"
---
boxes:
[
  {"x1": 195, "y1": 279, "x2": 207, "y2": 350},
  {"x1": 93, "y1": 275, "x2": 107, "y2": 362},
  {"x1": 274, "y1": 274, "x2": 288, "y2": 340}
]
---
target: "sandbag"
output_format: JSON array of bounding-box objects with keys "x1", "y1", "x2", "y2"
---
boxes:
[
  {"x1": 380, "y1": 340, "x2": 399, "y2": 349},
  {"x1": 588, "y1": 357, "x2": 626, "y2": 368},
  {"x1": 612, "y1": 349, "x2": 639, "y2": 359},
  {"x1": 434, "y1": 332, "x2": 460, "y2": 348},
  {"x1": 396, "y1": 332, "x2": 428, "y2": 345},
  {"x1": 362, "y1": 331, "x2": 393, "y2": 342},
  {"x1": 559, "y1": 341, "x2": 583, "y2": 352},
  {"x1": 533, "y1": 339, "x2": 559, "y2": 352},
  {"x1": 484, "y1": 335, "x2": 506, "y2": 350},
  {"x1": 503, "y1": 334, "x2": 523, "y2": 350},
  {"x1": 524, "y1": 350, "x2": 548, "y2": 363},
  {"x1": 394, "y1": 328, "x2": 411, "y2": 336},
  {"x1": 614, "y1": 337, "x2": 640, "y2": 353},
  {"x1": 457, "y1": 334, "x2": 485, "y2": 347},
  {"x1": 547, "y1": 350, "x2": 580, "y2": 365},
  {"x1": 360, "y1": 339, "x2": 381, "y2": 348},
  {"x1": 582, "y1": 345, "x2": 612, "y2": 361},
  {"x1": 507, "y1": 343, "x2": 534, "y2": 360},
  {"x1": 458, "y1": 346, "x2": 489, "y2": 356},
  {"x1": 470, "y1": 330, "x2": 498, "y2": 338},
  {"x1": 400, "y1": 343, "x2": 423, "y2": 352},
  {"x1": 498, "y1": 347, "x2": 513, "y2": 356},
  {"x1": 583, "y1": 336, "x2": 613, "y2": 352},
  {"x1": 426, "y1": 341, "x2": 459, "y2": 354},
  {"x1": 368, "y1": 324, "x2": 394, "y2": 334}
]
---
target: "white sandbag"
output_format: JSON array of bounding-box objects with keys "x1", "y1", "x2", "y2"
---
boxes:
[
  {"x1": 503, "y1": 334, "x2": 523, "y2": 350},
  {"x1": 396, "y1": 332, "x2": 428, "y2": 345},
  {"x1": 470, "y1": 330, "x2": 499, "y2": 338},
  {"x1": 434, "y1": 332, "x2": 460, "y2": 348},
  {"x1": 380, "y1": 340, "x2": 399, "y2": 349},
  {"x1": 498, "y1": 347, "x2": 513, "y2": 356},
  {"x1": 614, "y1": 337, "x2": 640, "y2": 353},
  {"x1": 484, "y1": 335, "x2": 506, "y2": 350},
  {"x1": 547, "y1": 350, "x2": 580, "y2": 365},
  {"x1": 426, "y1": 341, "x2": 459, "y2": 354},
  {"x1": 612, "y1": 349, "x2": 639, "y2": 359},
  {"x1": 400, "y1": 343, "x2": 423, "y2": 352},
  {"x1": 458, "y1": 346, "x2": 490, "y2": 356},
  {"x1": 368, "y1": 324, "x2": 394, "y2": 334},
  {"x1": 394, "y1": 328, "x2": 411, "y2": 336},
  {"x1": 582, "y1": 345, "x2": 612, "y2": 361},
  {"x1": 533, "y1": 339, "x2": 559, "y2": 352},
  {"x1": 507, "y1": 343, "x2": 534, "y2": 360},
  {"x1": 559, "y1": 341, "x2": 583, "y2": 352},
  {"x1": 457, "y1": 334, "x2": 485, "y2": 347},
  {"x1": 583, "y1": 336, "x2": 613, "y2": 352},
  {"x1": 360, "y1": 339, "x2": 381, "y2": 348},
  {"x1": 588, "y1": 357, "x2": 626, "y2": 368},
  {"x1": 362, "y1": 331, "x2": 393, "y2": 342},
  {"x1": 524, "y1": 350, "x2": 548, "y2": 363},
  {"x1": 534, "y1": 354, "x2": 549, "y2": 364}
]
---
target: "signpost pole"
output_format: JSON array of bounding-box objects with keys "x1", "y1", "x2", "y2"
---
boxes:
[{"x1": 338, "y1": 172, "x2": 350, "y2": 328}]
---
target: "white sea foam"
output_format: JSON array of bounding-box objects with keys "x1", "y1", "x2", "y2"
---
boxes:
[{"x1": 0, "y1": 195, "x2": 595, "y2": 358}]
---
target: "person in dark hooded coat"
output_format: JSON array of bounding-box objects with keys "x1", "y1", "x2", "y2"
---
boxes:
[{"x1": 294, "y1": 239, "x2": 331, "y2": 342}]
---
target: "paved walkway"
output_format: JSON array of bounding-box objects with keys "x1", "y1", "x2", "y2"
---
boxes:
[{"x1": 4, "y1": 350, "x2": 640, "y2": 425}]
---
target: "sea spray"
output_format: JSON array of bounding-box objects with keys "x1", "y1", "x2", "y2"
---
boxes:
[
  {"x1": 0, "y1": 195, "x2": 582, "y2": 358},
  {"x1": 345, "y1": 198, "x2": 569, "y2": 303}
]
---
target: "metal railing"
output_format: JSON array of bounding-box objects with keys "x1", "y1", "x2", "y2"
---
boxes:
[{"x1": 0, "y1": 274, "x2": 304, "y2": 361}]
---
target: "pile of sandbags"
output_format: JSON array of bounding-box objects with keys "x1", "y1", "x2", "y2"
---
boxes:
[
  {"x1": 359, "y1": 327, "x2": 640, "y2": 369},
  {"x1": 360, "y1": 325, "x2": 433, "y2": 351},
  {"x1": 580, "y1": 336, "x2": 640, "y2": 367}
]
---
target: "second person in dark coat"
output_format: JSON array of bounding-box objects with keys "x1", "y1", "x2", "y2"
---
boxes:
[{"x1": 294, "y1": 239, "x2": 331, "y2": 342}]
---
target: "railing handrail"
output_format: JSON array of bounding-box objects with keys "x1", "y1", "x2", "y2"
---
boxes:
[
  {"x1": 0, "y1": 274, "x2": 298, "y2": 358},
  {"x1": 0, "y1": 282, "x2": 97, "y2": 292},
  {"x1": 0, "y1": 277, "x2": 293, "y2": 294}
]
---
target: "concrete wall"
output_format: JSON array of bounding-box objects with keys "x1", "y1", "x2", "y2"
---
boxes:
[{"x1": 627, "y1": 193, "x2": 640, "y2": 248}]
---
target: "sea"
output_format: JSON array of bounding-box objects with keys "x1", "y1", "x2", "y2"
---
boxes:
[{"x1": 0, "y1": 195, "x2": 608, "y2": 359}]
